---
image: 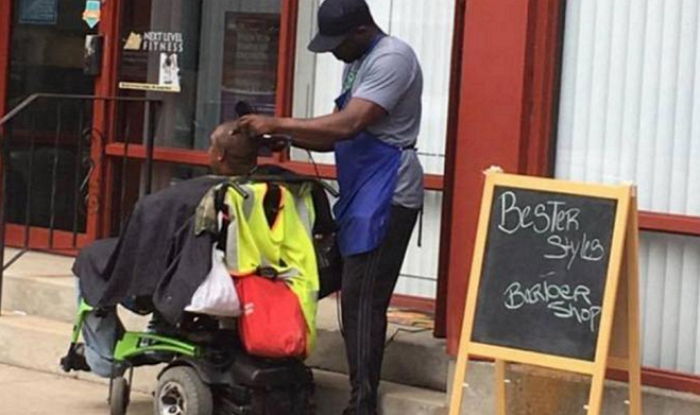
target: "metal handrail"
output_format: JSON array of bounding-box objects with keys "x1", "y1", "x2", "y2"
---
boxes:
[
  {"x1": 0, "y1": 93, "x2": 161, "y2": 312},
  {"x1": 0, "y1": 93, "x2": 160, "y2": 126}
]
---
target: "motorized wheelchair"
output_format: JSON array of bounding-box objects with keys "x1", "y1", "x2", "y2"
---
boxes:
[
  {"x1": 60, "y1": 298, "x2": 315, "y2": 415},
  {"x1": 59, "y1": 161, "x2": 340, "y2": 415}
]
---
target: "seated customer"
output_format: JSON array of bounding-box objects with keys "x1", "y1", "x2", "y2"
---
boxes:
[
  {"x1": 72, "y1": 121, "x2": 259, "y2": 377},
  {"x1": 70, "y1": 121, "x2": 340, "y2": 376}
]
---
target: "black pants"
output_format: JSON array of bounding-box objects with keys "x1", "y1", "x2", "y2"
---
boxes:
[{"x1": 341, "y1": 205, "x2": 419, "y2": 414}]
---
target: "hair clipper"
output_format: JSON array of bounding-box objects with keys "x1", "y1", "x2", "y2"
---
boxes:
[{"x1": 235, "y1": 101, "x2": 291, "y2": 156}]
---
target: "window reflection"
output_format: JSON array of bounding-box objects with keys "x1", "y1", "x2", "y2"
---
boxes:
[
  {"x1": 118, "y1": 0, "x2": 281, "y2": 150},
  {"x1": 220, "y1": 12, "x2": 279, "y2": 121}
]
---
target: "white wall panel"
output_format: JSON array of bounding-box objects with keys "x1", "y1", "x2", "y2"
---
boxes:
[
  {"x1": 639, "y1": 232, "x2": 700, "y2": 374},
  {"x1": 558, "y1": 0, "x2": 700, "y2": 374},
  {"x1": 558, "y1": 0, "x2": 700, "y2": 216},
  {"x1": 386, "y1": 0, "x2": 453, "y2": 175},
  {"x1": 395, "y1": 191, "x2": 442, "y2": 298},
  {"x1": 307, "y1": 50, "x2": 344, "y2": 163}
]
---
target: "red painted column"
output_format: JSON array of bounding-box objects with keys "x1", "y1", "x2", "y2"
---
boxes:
[
  {"x1": 522, "y1": 0, "x2": 566, "y2": 177},
  {"x1": 276, "y1": 0, "x2": 297, "y2": 119},
  {"x1": 444, "y1": 0, "x2": 566, "y2": 353},
  {"x1": 0, "y1": 0, "x2": 13, "y2": 117},
  {"x1": 434, "y1": 0, "x2": 467, "y2": 338},
  {"x1": 445, "y1": 0, "x2": 535, "y2": 354},
  {"x1": 91, "y1": 0, "x2": 123, "y2": 239},
  {"x1": 0, "y1": 0, "x2": 12, "y2": 255},
  {"x1": 274, "y1": 0, "x2": 298, "y2": 164}
]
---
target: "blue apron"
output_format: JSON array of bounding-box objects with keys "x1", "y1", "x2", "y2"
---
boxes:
[{"x1": 333, "y1": 36, "x2": 402, "y2": 256}]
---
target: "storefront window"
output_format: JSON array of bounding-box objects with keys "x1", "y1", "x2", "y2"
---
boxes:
[
  {"x1": 220, "y1": 13, "x2": 279, "y2": 120},
  {"x1": 5, "y1": 0, "x2": 95, "y2": 231},
  {"x1": 7, "y1": 0, "x2": 94, "y2": 106},
  {"x1": 556, "y1": 0, "x2": 700, "y2": 375},
  {"x1": 556, "y1": 0, "x2": 699, "y2": 218},
  {"x1": 639, "y1": 231, "x2": 700, "y2": 375},
  {"x1": 117, "y1": 0, "x2": 281, "y2": 150}
]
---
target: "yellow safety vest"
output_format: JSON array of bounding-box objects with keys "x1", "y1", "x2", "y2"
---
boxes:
[{"x1": 222, "y1": 181, "x2": 319, "y2": 355}]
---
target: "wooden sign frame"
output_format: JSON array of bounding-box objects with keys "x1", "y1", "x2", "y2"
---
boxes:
[{"x1": 448, "y1": 171, "x2": 642, "y2": 415}]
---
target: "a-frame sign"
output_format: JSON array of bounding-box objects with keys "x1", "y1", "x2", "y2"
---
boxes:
[{"x1": 449, "y1": 171, "x2": 642, "y2": 415}]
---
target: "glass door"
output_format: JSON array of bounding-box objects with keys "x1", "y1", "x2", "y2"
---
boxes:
[{"x1": 4, "y1": 0, "x2": 97, "y2": 248}]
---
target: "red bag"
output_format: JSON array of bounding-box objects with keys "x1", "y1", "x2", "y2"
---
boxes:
[{"x1": 235, "y1": 275, "x2": 307, "y2": 358}]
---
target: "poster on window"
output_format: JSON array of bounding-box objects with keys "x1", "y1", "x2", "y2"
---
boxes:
[
  {"x1": 19, "y1": 0, "x2": 58, "y2": 25},
  {"x1": 119, "y1": 31, "x2": 184, "y2": 93},
  {"x1": 220, "y1": 13, "x2": 279, "y2": 118}
]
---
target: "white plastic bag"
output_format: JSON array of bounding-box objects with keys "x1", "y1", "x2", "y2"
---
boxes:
[{"x1": 185, "y1": 246, "x2": 241, "y2": 317}]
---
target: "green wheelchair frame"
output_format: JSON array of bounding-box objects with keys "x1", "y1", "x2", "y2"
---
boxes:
[{"x1": 61, "y1": 299, "x2": 199, "y2": 415}]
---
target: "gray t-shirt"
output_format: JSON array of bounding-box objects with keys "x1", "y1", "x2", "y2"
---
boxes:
[{"x1": 340, "y1": 35, "x2": 424, "y2": 209}]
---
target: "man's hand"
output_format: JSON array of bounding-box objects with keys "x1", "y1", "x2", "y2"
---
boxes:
[
  {"x1": 234, "y1": 98, "x2": 386, "y2": 152},
  {"x1": 238, "y1": 114, "x2": 280, "y2": 136}
]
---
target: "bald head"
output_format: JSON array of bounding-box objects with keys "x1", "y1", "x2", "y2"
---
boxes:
[{"x1": 208, "y1": 121, "x2": 258, "y2": 176}]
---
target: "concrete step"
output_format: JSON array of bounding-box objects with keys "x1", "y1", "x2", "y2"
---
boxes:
[
  {"x1": 1, "y1": 270, "x2": 155, "y2": 331},
  {"x1": 0, "y1": 311, "x2": 160, "y2": 393},
  {"x1": 2, "y1": 257, "x2": 451, "y2": 392},
  {"x1": 2, "y1": 272, "x2": 79, "y2": 323},
  {"x1": 311, "y1": 295, "x2": 449, "y2": 392},
  {"x1": 2, "y1": 249, "x2": 77, "y2": 324},
  {"x1": 0, "y1": 311, "x2": 448, "y2": 414}
]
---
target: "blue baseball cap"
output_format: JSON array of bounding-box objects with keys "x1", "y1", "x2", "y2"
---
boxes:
[{"x1": 308, "y1": 0, "x2": 374, "y2": 53}]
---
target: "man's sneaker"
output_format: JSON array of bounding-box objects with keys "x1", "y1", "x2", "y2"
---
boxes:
[{"x1": 60, "y1": 343, "x2": 91, "y2": 372}]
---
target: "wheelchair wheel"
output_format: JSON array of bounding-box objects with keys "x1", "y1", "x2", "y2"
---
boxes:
[
  {"x1": 155, "y1": 366, "x2": 213, "y2": 415},
  {"x1": 109, "y1": 376, "x2": 130, "y2": 415}
]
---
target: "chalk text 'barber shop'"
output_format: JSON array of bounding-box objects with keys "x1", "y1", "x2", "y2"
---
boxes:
[{"x1": 503, "y1": 279, "x2": 602, "y2": 332}]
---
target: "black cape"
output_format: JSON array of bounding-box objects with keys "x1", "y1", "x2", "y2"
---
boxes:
[{"x1": 75, "y1": 175, "x2": 225, "y2": 310}]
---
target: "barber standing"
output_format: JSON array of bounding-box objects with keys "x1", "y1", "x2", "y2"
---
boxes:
[{"x1": 238, "y1": 0, "x2": 423, "y2": 413}]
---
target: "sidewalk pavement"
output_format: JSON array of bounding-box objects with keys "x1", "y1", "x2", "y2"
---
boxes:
[{"x1": 0, "y1": 363, "x2": 152, "y2": 415}]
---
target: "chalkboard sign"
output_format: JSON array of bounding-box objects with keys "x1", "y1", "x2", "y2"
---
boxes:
[
  {"x1": 471, "y1": 186, "x2": 617, "y2": 361},
  {"x1": 448, "y1": 171, "x2": 642, "y2": 415}
]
